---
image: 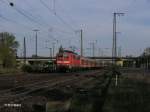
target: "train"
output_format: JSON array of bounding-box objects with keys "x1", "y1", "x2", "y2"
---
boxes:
[
  {"x1": 56, "y1": 49, "x2": 102, "y2": 72},
  {"x1": 21, "y1": 48, "x2": 103, "y2": 73}
]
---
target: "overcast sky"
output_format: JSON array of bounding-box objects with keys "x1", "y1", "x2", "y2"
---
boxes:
[{"x1": 0, "y1": 0, "x2": 150, "y2": 57}]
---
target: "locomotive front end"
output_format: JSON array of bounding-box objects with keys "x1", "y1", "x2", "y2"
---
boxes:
[{"x1": 56, "y1": 52, "x2": 70, "y2": 72}]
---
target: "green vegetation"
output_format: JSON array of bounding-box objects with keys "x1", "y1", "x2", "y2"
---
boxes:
[
  {"x1": 22, "y1": 61, "x2": 56, "y2": 73},
  {"x1": 43, "y1": 71, "x2": 150, "y2": 112},
  {"x1": 21, "y1": 64, "x2": 33, "y2": 73},
  {"x1": 44, "y1": 72, "x2": 112, "y2": 112},
  {"x1": 0, "y1": 32, "x2": 19, "y2": 73},
  {"x1": 103, "y1": 75, "x2": 150, "y2": 112}
]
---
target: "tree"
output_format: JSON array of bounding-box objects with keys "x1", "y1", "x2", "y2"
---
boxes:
[{"x1": 0, "y1": 32, "x2": 19, "y2": 68}]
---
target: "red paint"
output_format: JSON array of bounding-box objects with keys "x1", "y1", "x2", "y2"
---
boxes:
[{"x1": 56, "y1": 50, "x2": 100, "y2": 70}]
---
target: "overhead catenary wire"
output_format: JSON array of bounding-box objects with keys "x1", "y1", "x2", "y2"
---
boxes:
[
  {"x1": 0, "y1": 14, "x2": 36, "y2": 31},
  {"x1": 1, "y1": 0, "x2": 62, "y2": 41},
  {"x1": 56, "y1": 0, "x2": 79, "y2": 29},
  {"x1": 123, "y1": 0, "x2": 137, "y2": 13},
  {"x1": 0, "y1": 0, "x2": 78, "y2": 51},
  {"x1": 2, "y1": 0, "x2": 76, "y2": 38},
  {"x1": 24, "y1": 0, "x2": 76, "y2": 35},
  {"x1": 0, "y1": 17, "x2": 57, "y2": 47},
  {"x1": 39, "y1": 0, "x2": 76, "y2": 32},
  {"x1": 2, "y1": 0, "x2": 44, "y2": 26},
  {"x1": 10, "y1": 5, "x2": 45, "y2": 27},
  {"x1": 0, "y1": 1, "x2": 76, "y2": 57},
  {"x1": 39, "y1": 0, "x2": 79, "y2": 40},
  {"x1": 0, "y1": 0, "x2": 48, "y2": 33},
  {"x1": 23, "y1": 0, "x2": 56, "y2": 28},
  {"x1": 3, "y1": 0, "x2": 57, "y2": 32}
]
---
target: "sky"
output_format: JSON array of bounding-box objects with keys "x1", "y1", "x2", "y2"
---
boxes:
[{"x1": 0, "y1": 0, "x2": 150, "y2": 57}]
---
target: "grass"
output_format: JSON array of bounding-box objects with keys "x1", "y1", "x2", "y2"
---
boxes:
[
  {"x1": 103, "y1": 75, "x2": 150, "y2": 112},
  {"x1": 0, "y1": 68, "x2": 21, "y2": 75},
  {"x1": 21, "y1": 70, "x2": 150, "y2": 112}
]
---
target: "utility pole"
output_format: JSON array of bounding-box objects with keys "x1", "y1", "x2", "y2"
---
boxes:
[
  {"x1": 23, "y1": 37, "x2": 26, "y2": 64},
  {"x1": 112, "y1": 12, "x2": 124, "y2": 87},
  {"x1": 112, "y1": 13, "x2": 117, "y2": 65},
  {"x1": 80, "y1": 29, "x2": 83, "y2": 57},
  {"x1": 90, "y1": 42, "x2": 96, "y2": 57},
  {"x1": 46, "y1": 47, "x2": 52, "y2": 59},
  {"x1": 86, "y1": 48, "x2": 91, "y2": 57},
  {"x1": 118, "y1": 46, "x2": 122, "y2": 58},
  {"x1": 53, "y1": 0, "x2": 56, "y2": 15},
  {"x1": 99, "y1": 48, "x2": 104, "y2": 57},
  {"x1": 49, "y1": 48, "x2": 52, "y2": 59},
  {"x1": 98, "y1": 48, "x2": 101, "y2": 57},
  {"x1": 112, "y1": 12, "x2": 124, "y2": 65},
  {"x1": 33, "y1": 29, "x2": 39, "y2": 58},
  {"x1": 92, "y1": 43, "x2": 95, "y2": 57},
  {"x1": 75, "y1": 29, "x2": 83, "y2": 56},
  {"x1": 52, "y1": 42, "x2": 55, "y2": 57},
  {"x1": 45, "y1": 40, "x2": 53, "y2": 58}
]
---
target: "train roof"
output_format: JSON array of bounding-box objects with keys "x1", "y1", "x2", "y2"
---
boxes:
[{"x1": 63, "y1": 50, "x2": 78, "y2": 55}]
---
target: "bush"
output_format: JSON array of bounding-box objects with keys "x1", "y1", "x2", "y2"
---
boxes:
[
  {"x1": 0, "y1": 68, "x2": 18, "y2": 74},
  {"x1": 21, "y1": 65, "x2": 32, "y2": 72},
  {"x1": 21, "y1": 64, "x2": 44, "y2": 73}
]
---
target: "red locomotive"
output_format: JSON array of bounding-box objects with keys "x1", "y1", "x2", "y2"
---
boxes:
[{"x1": 56, "y1": 48, "x2": 101, "y2": 72}]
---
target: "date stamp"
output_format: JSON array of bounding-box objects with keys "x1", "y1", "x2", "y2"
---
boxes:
[{"x1": 4, "y1": 103, "x2": 21, "y2": 107}]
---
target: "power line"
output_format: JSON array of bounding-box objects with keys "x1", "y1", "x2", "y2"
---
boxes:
[
  {"x1": 0, "y1": 1, "x2": 51, "y2": 36},
  {"x1": 2, "y1": 0, "x2": 76, "y2": 37},
  {"x1": 23, "y1": 0, "x2": 56, "y2": 28},
  {"x1": 3, "y1": 0, "x2": 50, "y2": 28},
  {"x1": 25, "y1": 0, "x2": 77, "y2": 35},
  {"x1": 39, "y1": 0, "x2": 76, "y2": 32},
  {"x1": 11, "y1": 5, "x2": 44, "y2": 27},
  {"x1": 23, "y1": 37, "x2": 26, "y2": 64},
  {"x1": 1, "y1": 0, "x2": 77, "y2": 44},
  {"x1": 55, "y1": 14, "x2": 76, "y2": 31},
  {"x1": 0, "y1": 13, "x2": 35, "y2": 31},
  {"x1": 124, "y1": 0, "x2": 137, "y2": 13},
  {"x1": 19, "y1": 1, "x2": 76, "y2": 35},
  {"x1": 38, "y1": 0, "x2": 79, "y2": 35},
  {"x1": 56, "y1": 0, "x2": 79, "y2": 29}
]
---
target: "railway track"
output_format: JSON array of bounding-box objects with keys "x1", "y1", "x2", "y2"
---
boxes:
[
  {"x1": 43, "y1": 70, "x2": 112, "y2": 112},
  {"x1": 0, "y1": 70, "x2": 102, "y2": 90},
  {"x1": 0, "y1": 77, "x2": 78, "y2": 110},
  {"x1": 0, "y1": 70, "x2": 104, "y2": 109},
  {"x1": 0, "y1": 70, "x2": 102, "y2": 94}
]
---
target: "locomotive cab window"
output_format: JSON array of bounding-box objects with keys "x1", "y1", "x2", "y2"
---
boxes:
[{"x1": 63, "y1": 53, "x2": 69, "y2": 59}]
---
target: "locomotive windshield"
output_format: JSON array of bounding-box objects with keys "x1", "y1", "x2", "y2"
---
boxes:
[{"x1": 63, "y1": 53, "x2": 68, "y2": 58}]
